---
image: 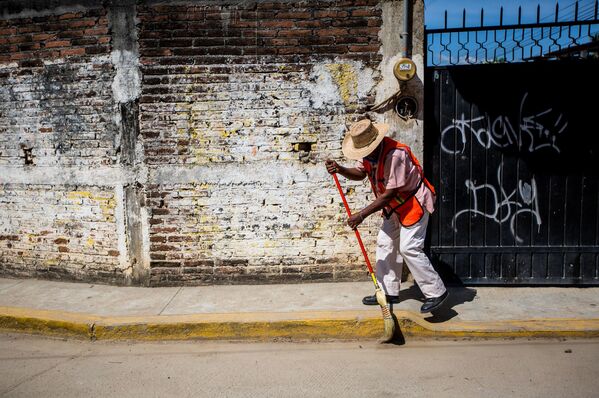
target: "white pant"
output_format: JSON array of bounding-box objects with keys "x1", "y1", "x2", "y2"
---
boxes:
[{"x1": 375, "y1": 212, "x2": 446, "y2": 298}]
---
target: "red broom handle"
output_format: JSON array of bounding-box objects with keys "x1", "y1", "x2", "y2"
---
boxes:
[{"x1": 332, "y1": 173, "x2": 375, "y2": 275}]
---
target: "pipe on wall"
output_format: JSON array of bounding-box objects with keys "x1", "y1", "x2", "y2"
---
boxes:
[{"x1": 401, "y1": 0, "x2": 411, "y2": 57}]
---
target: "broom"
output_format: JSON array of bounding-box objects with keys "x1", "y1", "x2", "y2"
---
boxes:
[{"x1": 332, "y1": 173, "x2": 395, "y2": 343}]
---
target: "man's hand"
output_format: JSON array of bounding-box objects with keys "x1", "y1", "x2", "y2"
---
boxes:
[
  {"x1": 325, "y1": 158, "x2": 340, "y2": 174},
  {"x1": 347, "y1": 212, "x2": 364, "y2": 229}
]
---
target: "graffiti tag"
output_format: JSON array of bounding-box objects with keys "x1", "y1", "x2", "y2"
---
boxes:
[
  {"x1": 452, "y1": 163, "x2": 542, "y2": 244},
  {"x1": 441, "y1": 92, "x2": 568, "y2": 155}
]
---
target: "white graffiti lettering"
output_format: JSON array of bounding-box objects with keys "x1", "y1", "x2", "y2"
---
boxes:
[
  {"x1": 441, "y1": 92, "x2": 568, "y2": 155},
  {"x1": 451, "y1": 163, "x2": 542, "y2": 244}
]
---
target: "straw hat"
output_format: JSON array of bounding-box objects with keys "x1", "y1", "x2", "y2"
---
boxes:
[{"x1": 342, "y1": 119, "x2": 389, "y2": 160}]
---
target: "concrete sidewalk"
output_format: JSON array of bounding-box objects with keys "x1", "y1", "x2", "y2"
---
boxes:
[{"x1": 1, "y1": 277, "x2": 599, "y2": 341}]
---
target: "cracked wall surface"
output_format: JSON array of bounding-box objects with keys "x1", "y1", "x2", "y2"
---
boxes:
[{"x1": 0, "y1": 0, "x2": 424, "y2": 286}]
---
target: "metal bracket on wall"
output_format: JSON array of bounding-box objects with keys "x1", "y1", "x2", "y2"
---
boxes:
[{"x1": 394, "y1": 95, "x2": 418, "y2": 120}]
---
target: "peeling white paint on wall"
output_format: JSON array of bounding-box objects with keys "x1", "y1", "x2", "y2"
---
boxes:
[
  {"x1": 307, "y1": 59, "x2": 377, "y2": 109},
  {"x1": 109, "y1": 5, "x2": 141, "y2": 104},
  {"x1": 111, "y1": 50, "x2": 141, "y2": 103}
]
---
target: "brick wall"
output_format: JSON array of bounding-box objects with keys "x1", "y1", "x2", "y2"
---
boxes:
[
  {"x1": 0, "y1": 0, "x2": 424, "y2": 286},
  {"x1": 0, "y1": 8, "x2": 114, "y2": 167},
  {"x1": 138, "y1": 0, "x2": 382, "y2": 285},
  {"x1": 0, "y1": 4, "x2": 130, "y2": 282},
  {"x1": 0, "y1": 184, "x2": 123, "y2": 282}
]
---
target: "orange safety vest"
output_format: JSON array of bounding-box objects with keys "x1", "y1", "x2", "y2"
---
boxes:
[{"x1": 363, "y1": 137, "x2": 436, "y2": 227}]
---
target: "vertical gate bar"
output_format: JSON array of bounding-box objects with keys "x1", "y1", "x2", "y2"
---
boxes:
[
  {"x1": 563, "y1": 177, "x2": 569, "y2": 278},
  {"x1": 518, "y1": 6, "x2": 522, "y2": 24},
  {"x1": 499, "y1": 148, "x2": 504, "y2": 247},
  {"x1": 437, "y1": 69, "x2": 444, "y2": 250},
  {"x1": 579, "y1": 177, "x2": 585, "y2": 257},
  {"x1": 453, "y1": 74, "x2": 457, "y2": 250},
  {"x1": 596, "y1": 176, "x2": 599, "y2": 279},
  {"x1": 530, "y1": 252, "x2": 533, "y2": 279},
  {"x1": 515, "y1": 140, "x2": 520, "y2": 279},
  {"x1": 469, "y1": 101, "x2": 473, "y2": 249},
  {"x1": 546, "y1": 175, "x2": 552, "y2": 280},
  {"x1": 467, "y1": 94, "x2": 473, "y2": 278}
]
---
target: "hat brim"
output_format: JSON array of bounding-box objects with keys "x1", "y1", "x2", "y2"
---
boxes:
[{"x1": 341, "y1": 123, "x2": 389, "y2": 160}]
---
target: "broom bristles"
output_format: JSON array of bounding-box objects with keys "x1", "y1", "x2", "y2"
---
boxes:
[
  {"x1": 374, "y1": 289, "x2": 395, "y2": 343},
  {"x1": 381, "y1": 309, "x2": 395, "y2": 343}
]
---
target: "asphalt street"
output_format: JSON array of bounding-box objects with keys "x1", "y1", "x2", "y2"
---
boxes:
[{"x1": 1, "y1": 334, "x2": 598, "y2": 397}]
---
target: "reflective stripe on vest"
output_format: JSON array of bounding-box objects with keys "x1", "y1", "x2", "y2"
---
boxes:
[{"x1": 363, "y1": 137, "x2": 436, "y2": 227}]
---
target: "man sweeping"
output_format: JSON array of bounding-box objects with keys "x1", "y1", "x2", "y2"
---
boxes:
[{"x1": 326, "y1": 119, "x2": 448, "y2": 313}]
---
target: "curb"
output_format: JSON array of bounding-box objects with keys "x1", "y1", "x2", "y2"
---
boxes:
[{"x1": 2, "y1": 306, "x2": 599, "y2": 341}]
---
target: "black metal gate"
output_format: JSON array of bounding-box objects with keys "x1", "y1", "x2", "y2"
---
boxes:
[{"x1": 424, "y1": 2, "x2": 599, "y2": 285}]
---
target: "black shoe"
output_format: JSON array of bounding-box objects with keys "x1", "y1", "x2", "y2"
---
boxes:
[
  {"x1": 420, "y1": 290, "x2": 449, "y2": 313},
  {"x1": 362, "y1": 294, "x2": 400, "y2": 306}
]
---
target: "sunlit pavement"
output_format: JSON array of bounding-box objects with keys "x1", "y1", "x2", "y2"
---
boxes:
[{"x1": 1, "y1": 333, "x2": 598, "y2": 397}]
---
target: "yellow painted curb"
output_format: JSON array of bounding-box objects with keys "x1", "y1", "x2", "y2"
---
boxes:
[{"x1": 1, "y1": 306, "x2": 599, "y2": 341}]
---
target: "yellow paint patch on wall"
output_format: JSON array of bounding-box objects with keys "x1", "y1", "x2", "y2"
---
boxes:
[
  {"x1": 326, "y1": 63, "x2": 358, "y2": 107},
  {"x1": 67, "y1": 191, "x2": 116, "y2": 222}
]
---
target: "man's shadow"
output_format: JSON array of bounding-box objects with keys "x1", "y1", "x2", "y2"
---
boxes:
[
  {"x1": 391, "y1": 282, "x2": 477, "y2": 323},
  {"x1": 385, "y1": 283, "x2": 476, "y2": 345}
]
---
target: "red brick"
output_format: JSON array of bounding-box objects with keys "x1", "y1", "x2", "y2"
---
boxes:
[
  {"x1": 260, "y1": 20, "x2": 294, "y2": 28},
  {"x1": 68, "y1": 19, "x2": 97, "y2": 28},
  {"x1": 10, "y1": 52, "x2": 28, "y2": 60},
  {"x1": 351, "y1": 9, "x2": 381, "y2": 17},
  {"x1": 316, "y1": 28, "x2": 348, "y2": 36},
  {"x1": 32, "y1": 33, "x2": 55, "y2": 41},
  {"x1": 45, "y1": 40, "x2": 70, "y2": 48},
  {"x1": 8, "y1": 36, "x2": 27, "y2": 44},
  {"x1": 0, "y1": 28, "x2": 16, "y2": 36},
  {"x1": 18, "y1": 25, "x2": 42, "y2": 34},
  {"x1": 84, "y1": 27, "x2": 109, "y2": 35},
  {"x1": 60, "y1": 47, "x2": 86, "y2": 56},
  {"x1": 315, "y1": 10, "x2": 348, "y2": 18},
  {"x1": 276, "y1": 11, "x2": 312, "y2": 19},
  {"x1": 348, "y1": 44, "x2": 380, "y2": 52},
  {"x1": 59, "y1": 12, "x2": 83, "y2": 20},
  {"x1": 277, "y1": 29, "x2": 312, "y2": 37},
  {"x1": 278, "y1": 46, "x2": 310, "y2": 55}
]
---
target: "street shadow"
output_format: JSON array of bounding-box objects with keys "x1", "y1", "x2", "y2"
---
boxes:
[
  {"x1": 377, "y1": 313, "x2": 406, "y2": 346},
  {"x1": 425, "y1": 285, "x2": 477, "y2": 323},
  {"x1": 389, "y1": 283, "x2": 478, "y2": 324},
  {"x1": 388, "y1": 313, "x2": 406, "y2": 345}
]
